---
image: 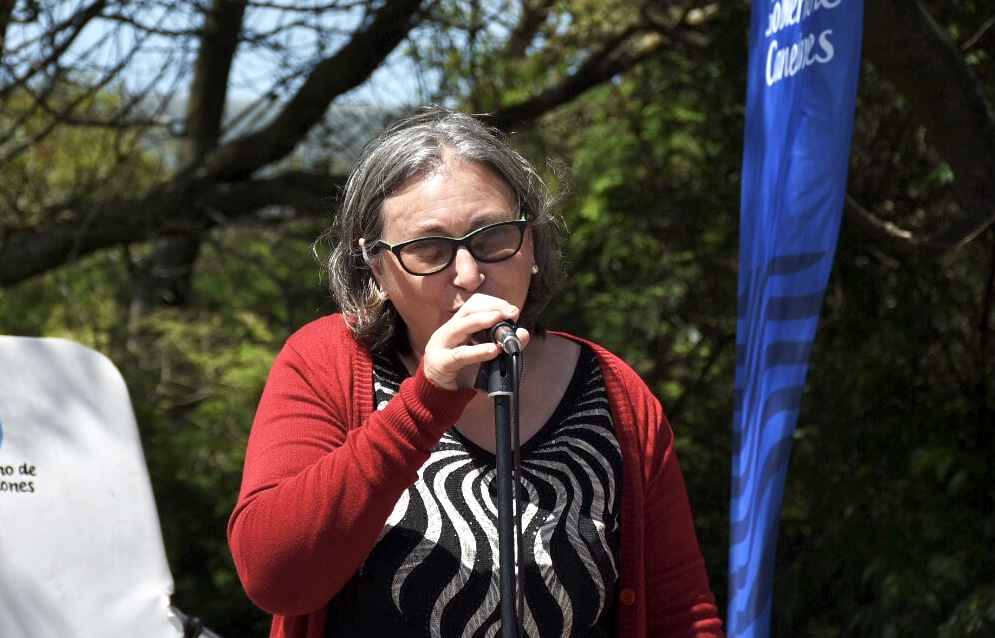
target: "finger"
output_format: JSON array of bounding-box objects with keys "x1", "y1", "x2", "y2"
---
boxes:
[
  {"x1": 422, "y1": 341, "x2": 500, "y2": 390},
  {"x1": 515, "y1": 327, "x2": 531, "y2": 351},
  {"x1": 448, "y1": 309, "x2": 520, "y2": 348},
  {"x1": 458, "y1": 294, "x2": 521, "y2": 323}
]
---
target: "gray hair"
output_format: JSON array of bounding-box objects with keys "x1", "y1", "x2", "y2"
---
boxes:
[{"x1": 316, "y1": 105, "x2": 567, "y2": 354}]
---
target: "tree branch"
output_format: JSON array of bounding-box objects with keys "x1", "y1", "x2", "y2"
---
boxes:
[
  {"x1": 488, "y1": 28, "x2": 665, "y2": 129},
  {"x1": 843, "y1": 194, "x2": 921, "y2": 257},
  {"x1": 0, "y1": 172, "x2": 344, "y2": 287},
  {"x1": 187, "y1": 0, "x2": 248, "y2": 158},
  {"x1": 500, "y1": 0, "x2": 558, "y2": 60},
  {"x1": 198, "y1": 0, "x2": 426, "y2": 182},
  {"x1": 0, "y1": 0, "x2": 17, "y2": 51}
]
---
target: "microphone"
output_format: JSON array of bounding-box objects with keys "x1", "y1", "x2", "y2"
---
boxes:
[{"x1": 486, "y1": 320, "x2": 521, "y2": 355}]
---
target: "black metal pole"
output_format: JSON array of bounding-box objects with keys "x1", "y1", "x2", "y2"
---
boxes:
[{"x1": 477, "y1": 352, "x2": 521, "y2": 638}]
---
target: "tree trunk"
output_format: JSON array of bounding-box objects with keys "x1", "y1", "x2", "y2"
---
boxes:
[
  {"x1": 133, "y1": 0, "x2": 247, "y2": 312},
  {"x1": 863, "y1": 0, "x2": 995, "y2": 252}
]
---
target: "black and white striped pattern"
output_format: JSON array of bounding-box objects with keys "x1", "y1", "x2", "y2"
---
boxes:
[{"x1": 325, "y1": 347, "x2": 621, "y2": 638}]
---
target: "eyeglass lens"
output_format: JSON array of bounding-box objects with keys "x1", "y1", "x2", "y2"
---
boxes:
[{"x1": 399, "y1": 222, "x2": 524, "y2": 274}]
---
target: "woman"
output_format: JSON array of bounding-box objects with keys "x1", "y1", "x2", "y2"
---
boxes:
[{"x1": 228, "y1": 106, "x2": 724, "y2": 638}]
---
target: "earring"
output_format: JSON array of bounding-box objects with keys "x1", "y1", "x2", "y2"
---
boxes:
[
  {"x1": 531, "y1": 264, "x2": 539, "y2": 275},
  {"x1": 376, "y1": 289, "x2": 390, "y2": 302}
]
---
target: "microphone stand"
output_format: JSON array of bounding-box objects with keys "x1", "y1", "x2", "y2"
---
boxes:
[{"x1": 476, "y1": 351, "x2": 524, "y2": 638}]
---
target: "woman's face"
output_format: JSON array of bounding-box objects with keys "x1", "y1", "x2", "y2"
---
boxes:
[{"x1": 368, "y1": 158, "x2": 534, "y2": 358}]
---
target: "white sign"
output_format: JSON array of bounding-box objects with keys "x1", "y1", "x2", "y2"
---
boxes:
[{"x1": 0, "y1": 336, "x2": 182, "y2": 638}]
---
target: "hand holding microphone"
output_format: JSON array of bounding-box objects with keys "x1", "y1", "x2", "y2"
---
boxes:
[{"x1": 421, "y1": 295, "x2": 528, "y2": 391}]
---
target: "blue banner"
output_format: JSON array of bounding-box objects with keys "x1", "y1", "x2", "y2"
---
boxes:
[{"x1": 729, "y1": 1, "x2": 863, "y2": 636}]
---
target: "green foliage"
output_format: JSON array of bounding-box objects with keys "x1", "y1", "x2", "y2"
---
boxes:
[
  {"x1": 127, "y1": 224, "x2": 329, "y2": 635},
  {"x1": 939, "y1": 584, "x2": 995, "y2": 637},
  {"x1": 125, "y1": 305, "x2": 275, "y2": 636},
  {"x1": 0, "y1": 222, "x2": 329, "y2": 635},
  {"x1": 420, "y1": 0, "x2": 651, "y2": 111},
  {"x1": 771, "y1": 221, "x2": 995, "y2": 636},
  {"x1": 0, "y1": 78, "x2": 165, "y2": 230}
]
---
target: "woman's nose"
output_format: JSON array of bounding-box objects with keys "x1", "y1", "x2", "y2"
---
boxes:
[{"x1": 452, "y1": 246, "x2": 484, "y2": 289}]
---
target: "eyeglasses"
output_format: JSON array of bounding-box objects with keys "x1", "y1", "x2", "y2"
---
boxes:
[{"x1": 370, "y1": 215, "x2": 528, "y2": 276}]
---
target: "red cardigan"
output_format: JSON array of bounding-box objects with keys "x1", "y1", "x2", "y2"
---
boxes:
[{"x1": 228, "y1": 314, "x2": 724, "y2": 638}]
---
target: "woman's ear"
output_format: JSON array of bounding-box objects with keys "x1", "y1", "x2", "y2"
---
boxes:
[{"x1": 359, "y1": 237, "x2": 385, "y2": 287}]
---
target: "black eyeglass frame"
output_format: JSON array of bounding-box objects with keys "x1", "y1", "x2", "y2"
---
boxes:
[{"x1": 371, "y1": 215, "x2": 529, "y2": 276}]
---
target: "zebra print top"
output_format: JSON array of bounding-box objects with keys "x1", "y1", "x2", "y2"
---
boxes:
[{"x1": 324, "y1": 344, "x2": 622, "y2": 638}]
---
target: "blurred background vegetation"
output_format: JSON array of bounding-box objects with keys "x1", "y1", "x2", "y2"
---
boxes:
[{"x1": 1, "y1": 1, "x2": 992, "y2": 636}]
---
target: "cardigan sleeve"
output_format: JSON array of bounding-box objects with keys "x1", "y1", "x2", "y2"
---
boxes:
[{"x1": 227, "y1": 319, "x2": 475, "y2": 617}]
